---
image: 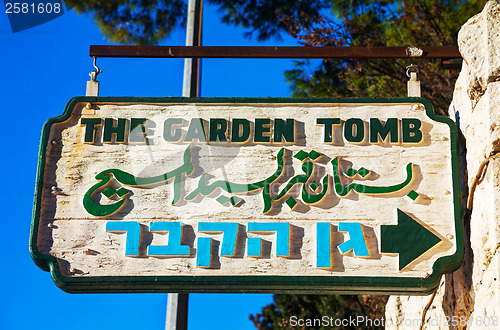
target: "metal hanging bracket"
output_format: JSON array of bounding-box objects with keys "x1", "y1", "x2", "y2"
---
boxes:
[
  {"x1": 406, "y1": 63, "x2": 421, "y2": 97},
  {"x1": 90, "y1": 56, "x2": 102, "y2": 81},
  {"x1": 86, "y1": 56, "x2": 102, "y2": 97}
]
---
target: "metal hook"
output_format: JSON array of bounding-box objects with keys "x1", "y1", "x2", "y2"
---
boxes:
[
  {"x1": 406, "y1": 62, "x2": 421, "y2": 97},
  {"x1": 406, "y1": 63, "x2": 419, "y2": 78},
  {"x1": 90, "y1": 56, "x2": 103, "y2": 81}
]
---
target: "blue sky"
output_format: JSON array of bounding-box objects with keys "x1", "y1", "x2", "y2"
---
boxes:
[{"x1": 0, "y1": 3, "x2": 305, "y2": 329}]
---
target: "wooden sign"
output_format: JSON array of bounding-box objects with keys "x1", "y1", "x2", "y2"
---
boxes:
[{"x1": 30, "y1": 97, "x2": 463, "y2": 294}]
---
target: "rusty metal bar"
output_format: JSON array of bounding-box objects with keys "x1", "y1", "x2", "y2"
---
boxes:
[
  {"x1": 89, "y1": 45, "x2": 461, "y2": 59},
  {"x1": 442, "y1": 58, "x2": 463, "y2": 70}
]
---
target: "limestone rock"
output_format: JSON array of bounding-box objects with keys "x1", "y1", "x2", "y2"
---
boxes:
[
  {"x1": 386, "y1": 1, "x2": 500, "y2": 328},
  {"x1": 458, "y1": 0, "x2": 500, "y2": 104}
]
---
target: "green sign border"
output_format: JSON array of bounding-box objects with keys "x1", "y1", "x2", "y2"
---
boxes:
[{"x1": 30, "y1": 96, "x2": 463, "y2": 295}]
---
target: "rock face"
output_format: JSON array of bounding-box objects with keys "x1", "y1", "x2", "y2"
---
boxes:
[{"x1": 385, "y1": 1, "x2": 500, "y2": 329}]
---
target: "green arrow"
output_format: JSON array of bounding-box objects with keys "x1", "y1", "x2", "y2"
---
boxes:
[{"x1": 381, "y1": 209, "x2": 442, "y2": 270}]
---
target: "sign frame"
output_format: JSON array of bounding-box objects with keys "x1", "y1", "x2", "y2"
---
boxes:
[{"x1": 30, "y1": 96, "x2": 464, "y2": 294}]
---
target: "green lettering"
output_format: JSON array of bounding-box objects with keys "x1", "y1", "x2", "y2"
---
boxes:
[
  {"x1": 129, "y1": 118, "x2": 148, "y2": 143},
  {"x1": 370, "y1": 118, "x2": 398, "y2": 143},
  {"x1": 344, "y1": 118, "x2": 364, "y2": 143},
  {"x1": 317, "y1": 118, "x2": 341, "y2": 143},
  {"x1": 81, "y1": 118, "x2": 102, "y2": 143},
  {"x1": 163, "y1": 118, "x2": 183, "y2": 142},
  {"x1": 274, "y1": 119, "x2": 295, "y2": 143},
  {"x1": 103, "y1": 118, "x2": 127, "y2": 143},
  {"x1": 231, "y1": 119, "x2": 250, "y2": 142},
  {"x1": 209, "y1": 119, "x2": 228, "y2": 142},
  {"x1": 185, "y1": 118, "x2": 207, "y2": 142},
  {"x1": 402, "y1": 118, "x2": 422, "y2": 143},
  {"x1": 255, "y1": 118, "x2": 271, "y2": 143}
]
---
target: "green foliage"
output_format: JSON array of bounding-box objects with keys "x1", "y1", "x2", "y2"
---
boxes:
[
  {"x1": 280, "y1": 0, "x2": 487, "y2": 115},
  {"x1": 65, "y1": 0, "x2": 331, "y2": 43},
  {"x1": 64, "y1": 0, "x2": 186, "y2": 45},
  {"x1": 249, "y1": 294, "x2": 388, "y2": 329},
  {"x1": 208, "y1": 0, "x2": 331, "y2": 40}
]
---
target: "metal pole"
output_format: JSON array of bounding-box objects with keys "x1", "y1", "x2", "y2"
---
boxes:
[
  {"x1": 182, "y1": 0, "x2": 203, "y2": 98},
  {"x1": 89, "y1": 45, "x2": 461, "y2": 59},
  {"x1": 89, "y1": 45, "x2": 462, "y2": 70},
  {"x1": 166, "y1": 0, "x2": 202, "y2": 329},
  {"x1": 166, "y1": 293, "x2": 189, "y2": 329}
]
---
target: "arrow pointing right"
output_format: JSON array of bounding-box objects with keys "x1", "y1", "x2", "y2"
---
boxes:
[{"x1": 381, "y1": 209, "x2": 442, "y2": 270}]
